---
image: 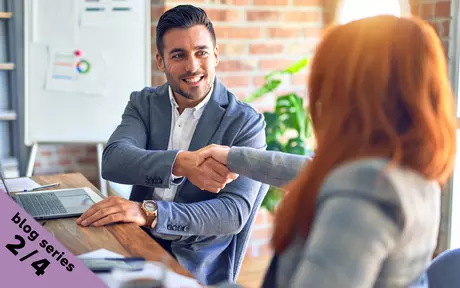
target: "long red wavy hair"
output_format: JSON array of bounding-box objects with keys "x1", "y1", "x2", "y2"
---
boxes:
[{"x1": 272, "y1": 15, "x2": 457, "y2": 253}]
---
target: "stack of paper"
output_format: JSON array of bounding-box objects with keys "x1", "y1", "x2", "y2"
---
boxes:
[
  {"x1": 0, "y1": 177, "x2": 41, "y2": 193},
  {"x1": 78, "y1": 249, "x2": 201, "y2": 288}
]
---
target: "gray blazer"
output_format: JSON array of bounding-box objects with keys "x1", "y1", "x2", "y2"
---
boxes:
[
  {"x1": 222, "y1": 149, "x2": 439, "y2": 288},
  {"x1": 101, "y1": 78, "x2": 267, "y2": 285}
]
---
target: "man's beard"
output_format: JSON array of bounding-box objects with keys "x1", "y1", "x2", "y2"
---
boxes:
[{"x1": 164, "y1": 70, "x2": 214, "y2": 100}]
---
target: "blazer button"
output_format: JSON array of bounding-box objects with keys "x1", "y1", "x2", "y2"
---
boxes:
[
  {"x1": 183, "y1": 226, "x2": 189, "y2": 232},
  {"x1": 167, "y1": 224, "x2": 172, "y2": 230},
  {"x1": 172, "y1": 225, "x2": 177, "y2": 231}
]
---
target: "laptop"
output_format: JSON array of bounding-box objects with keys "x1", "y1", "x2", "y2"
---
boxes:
[{"x1": 1, "y1": 172, "x2": 103, "y2": 220}]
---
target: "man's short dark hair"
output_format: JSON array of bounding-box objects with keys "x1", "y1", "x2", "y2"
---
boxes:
[{"x1": 156, "y1": 5, "x2": 216, "y2": 57}]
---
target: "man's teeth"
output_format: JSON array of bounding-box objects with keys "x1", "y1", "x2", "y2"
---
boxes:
[{"x1": 184, "y1": 76, "x2": 201, "y2": 83}]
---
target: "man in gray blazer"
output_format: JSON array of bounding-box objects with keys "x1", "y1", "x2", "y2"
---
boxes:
[{"x1": 76, "y1": 5, "x2": 266, "y2": 285}]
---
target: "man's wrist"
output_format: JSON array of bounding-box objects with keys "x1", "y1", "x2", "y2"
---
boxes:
[{"x1": 172, "y1": 151, "x2": 190, "y2": 177}]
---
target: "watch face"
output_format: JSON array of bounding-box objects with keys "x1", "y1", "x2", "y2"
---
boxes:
[{"x1": 144, "y1": 201, "x2": 156, "y2": 212}]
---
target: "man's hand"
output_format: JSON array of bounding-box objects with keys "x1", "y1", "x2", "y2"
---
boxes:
[
  {"x1": 173, "y1": 147, "x2": 238, "y2": 193},
  {"x1": 196, "y1": 144, "x2": 231, "y2": 166},
  {"x1": 76, "y1": 196, "x2": 149, "y2": 227}
]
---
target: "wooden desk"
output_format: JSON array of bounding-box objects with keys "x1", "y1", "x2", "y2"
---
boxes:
[{"x1": 31, "y1": 173, "x2": 193, "y2": 278}]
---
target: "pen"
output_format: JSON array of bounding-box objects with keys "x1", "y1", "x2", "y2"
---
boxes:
[
  {"x1": 23, "y1": 183, "x2": 60, "y2": 192},
  {"x1": 102, "y1": 258, "x2": 145, "y2": 262}
]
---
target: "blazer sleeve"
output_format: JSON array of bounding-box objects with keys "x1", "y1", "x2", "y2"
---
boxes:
[
  {"x1": 101, "y1": 89, "x2": 182, "y2": 188},
  {"x1": 153, "y1": 113, "x2": 267, "y2": 236},
  {"x1": 227, "y1": 147, "x2": 310, "y2": 187}
]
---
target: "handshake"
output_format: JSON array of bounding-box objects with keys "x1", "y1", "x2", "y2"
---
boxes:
[{"x1": 172, "y1": 144, "x2": 237, "y2": 193}]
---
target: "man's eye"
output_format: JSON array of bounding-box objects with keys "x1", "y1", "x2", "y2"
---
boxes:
[
  {"x1": 198, "y1": 51, "x2": 208, "y2": 56},
  {"x1": 172, "y1": 54, "x2": 183, "y2": 59}
]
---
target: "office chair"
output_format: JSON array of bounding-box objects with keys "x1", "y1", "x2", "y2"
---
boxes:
[{"x1": 427, "y1": 248, "x2": 460, "y2": 287}]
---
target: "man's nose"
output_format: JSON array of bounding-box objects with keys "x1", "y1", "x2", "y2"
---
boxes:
[{"x1": 185, "y1": 57, "x2": 199, "y2": 73}]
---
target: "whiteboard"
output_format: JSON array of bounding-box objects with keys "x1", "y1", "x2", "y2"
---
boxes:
[{"x1": 24, "y1": 0, "x2": 151, "y2": 145}]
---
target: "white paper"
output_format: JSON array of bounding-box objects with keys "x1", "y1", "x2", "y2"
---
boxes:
[
  {"x1": 79, "y1": 0, "x2": 139, "y2": 27},
  {"x1": 45, "y1": 46, "x2": 108, "y2": 96},
  {"x1": 78, "y1": 248, "x2": 125, "y2": 259},
  {"x1": 78, "y1": 249, "x2": 201, "y2": 288},
  {"x1": 0, "y1": 177, "x2": 41, "y2": 193}
]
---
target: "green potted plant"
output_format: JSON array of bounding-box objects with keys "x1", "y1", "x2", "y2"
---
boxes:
[{"x1": 245, "y1": 58, "x2": 314, "y2": 214}]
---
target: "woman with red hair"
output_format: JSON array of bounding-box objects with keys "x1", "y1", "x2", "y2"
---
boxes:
[{"x1": 208, "y1": 14, "x2": 456, "y2": 287}]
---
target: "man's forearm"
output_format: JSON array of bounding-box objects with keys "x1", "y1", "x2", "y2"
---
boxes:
[
  {"x1": 102, "y1": 141, "x2": 181, "y2": 188},
  {"x1": 153, "y1": 189, "x2": 260, "y2": 236}
]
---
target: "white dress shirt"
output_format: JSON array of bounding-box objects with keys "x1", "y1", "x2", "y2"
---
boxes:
[{"x1": 153, "y1": 85, "x2": 213, "y2": 202}]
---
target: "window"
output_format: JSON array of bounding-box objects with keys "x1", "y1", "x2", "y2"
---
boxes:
[{"x1": 335, "y1": 0, "x2": 410, "y2": 24}]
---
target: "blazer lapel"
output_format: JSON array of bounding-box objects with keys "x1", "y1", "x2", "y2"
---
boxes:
[
  {"x1": 150, "y1": 83, "x2": 171, "y2": 150},
  {"x1": 188, "y1": 77, "x2": 228, "y2": 151}
]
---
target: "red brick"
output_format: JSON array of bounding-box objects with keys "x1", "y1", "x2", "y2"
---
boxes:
[
  {"x1": 260, "y1": 59, "x2": 293, "y2": 70},
  {"x1": 40, "y1": 151, "x2": 52, "y2": 157},
  {"x1": 152, "y1": 75, "x2": 166, "y2": 86},
  {"x1": 217, "y1": 60, "x2": 255, "y2": 72},
  {"x1": 293, "y1": 0, "x2": 321, "y2": 6},
  {"x1": 247, "y1": 10, "x2": 282, "y2": 21},
  {"x1": 215, "y1": 26, "x2": 261, "y2": 39},
  {"x1": 78, "y1": 158, "x2": 97, "y2": 165},
  {"x1": 249, "y1": 44, "x2": 284, "y2": 54},
  {"x1": 205, "y1": 8, "x2": 242, "y2": 22},
  {"x1": 218, "y1": 43, "x2": 246, "y2": 55},
  {"x1": 87, "y1": 146, "x2": 97, "y2": 154},
  {"x1": 221, "y1": 0, "x2": 250, "y2": 5},
  {"x1": 252, "y1": 227, "x2": 273, "y2": 240},
  {"x1": 267, "y1": 28, "x2": 302, "y2": 38},
  {"x1": 292, "y1": 73, "x2": 307, "y2": 86},
  {"x1": 304, "y1": 26, "x2": 322, "y2": 38},
  {"x1": 284, "y1": 11, "x2": 321, "y2": 22},
  {"x1": 220, "y1": 76, "x2": 251, "y2": 87},
  {"x1": 255, "y1": 209, "x2": 267, "y2": 225},
  {"x1": 58, "y1": 159, "x2": 72, "y2": 166},
  {"x1": 420, "y1": 3, "x2": 434, "y2": 19},
  {"x1": 410, "y1": 3, "x2": 420, "y2": 16},
  {"x1": 253, "y1": 0, "x2": 289, "y2": 5},
  {"x1": 151, "y1": 6, "x2": 166, "y2": 21},
  {"x1": 57, "y1": 146, "x2": 84, "y2": 155},
  {"x1": 435, "y1": 1, "x2": 450, "y2": 18},
  {"x1": 288, "y1": 42, "x2": 316, "y2": 54},
  {"x1": 253, "y1": 75, "x2": 267, "y2": 87}
]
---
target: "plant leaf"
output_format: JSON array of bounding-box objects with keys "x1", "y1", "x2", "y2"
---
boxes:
[
  {"x1": 274, "y1": 94, "x2": 305, "y2": 136},
  {"x1": 245, "y1": 79, "x2": 281, "y2": 103},
  {"x1": 284, "y1": 58, "x2": 308, "y2": 74}
]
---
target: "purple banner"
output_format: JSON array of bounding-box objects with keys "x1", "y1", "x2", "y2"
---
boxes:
[{"x1": 0, "y1": 191, "x2": 106, "y2": 287}]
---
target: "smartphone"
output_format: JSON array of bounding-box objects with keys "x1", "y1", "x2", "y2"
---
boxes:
[{"x1": 81, "y1": 258, "x2": 145, "y2": 273}]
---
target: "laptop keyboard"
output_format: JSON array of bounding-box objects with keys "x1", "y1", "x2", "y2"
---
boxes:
[{"x1": 16, "y1": 193, "x2": 67, "y2": 217}]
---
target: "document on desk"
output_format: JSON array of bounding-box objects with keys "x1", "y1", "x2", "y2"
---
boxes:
[
  {"x1": 78, "y1": 249, "x2": 201, "y2": 288},
  {"x1": 0, "y1": 177, "x2": 41, "y2": 193}
]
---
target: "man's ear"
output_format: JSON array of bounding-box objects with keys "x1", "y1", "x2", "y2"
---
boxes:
[
  {"x1": 214, "y1": 45, "x2": 219, "y2": 66},
  {"x1": 156, "y1": 52, "x2": 165, "y2": 72}
]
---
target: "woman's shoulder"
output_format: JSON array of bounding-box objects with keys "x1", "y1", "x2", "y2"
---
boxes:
[{"x1": 318, "y1": 157, "x2": 440, "y2": 209}]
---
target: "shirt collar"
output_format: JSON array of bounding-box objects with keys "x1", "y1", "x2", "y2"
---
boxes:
[{"x1": 168, "y1": 85, "x2": 213, "y2": 119}]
